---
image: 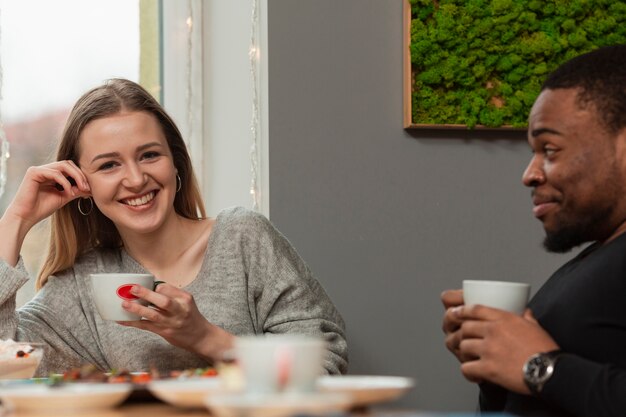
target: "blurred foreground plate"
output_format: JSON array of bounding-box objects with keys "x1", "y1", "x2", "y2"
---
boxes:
[
  {"x1": 148, "y1": 377, "x2": 223, "y2": 408},
  {"x1": 205, "y1": 392, "x2": 352, "y2": 417},
  {"x1": 316, "y1": 375, "x2": 415, "y2": 406},
  {"x1": 0, "y1": 382, "x2": 132, "y2": 414}
]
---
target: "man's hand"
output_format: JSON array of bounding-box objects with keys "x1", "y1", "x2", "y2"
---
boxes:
[
  {"x1": 455, "y1": 305, "x2": 559, "y2": 394},
  {"x1": 441, "y1": 289, "x2": 468, "y2": 362}
]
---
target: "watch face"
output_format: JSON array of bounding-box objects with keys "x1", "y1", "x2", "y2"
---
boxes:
[
  {"x1": 524, "y1": 352, "x2": 558, "y2": 394},
  {"x1": 527, "y1": 355, "x2": 552, "y2": 381}
]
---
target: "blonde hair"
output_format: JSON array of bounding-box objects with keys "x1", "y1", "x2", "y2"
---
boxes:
[{"x1": 36, "y1": 79, "x2": 206, "y2": 289}]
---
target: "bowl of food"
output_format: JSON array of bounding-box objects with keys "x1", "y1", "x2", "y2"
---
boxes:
[{"x1": 0, "y1": 340, "x2": 44, "y2": 379}]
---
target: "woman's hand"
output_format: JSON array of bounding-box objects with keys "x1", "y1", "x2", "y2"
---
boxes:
[
  {"x1": 118, "y1": 283, "x2": 235, "y2": 362},
  {"x1": 0, "y1": 161, "x2": 90, "y2": 265},
  {"x1": 5, "y1": 161, "x2": 91, "y2": 227}
]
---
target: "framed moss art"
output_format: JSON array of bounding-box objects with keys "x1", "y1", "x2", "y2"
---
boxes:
[{"x1": 403, "y1": 0, "x2": 626, "y2": 129}]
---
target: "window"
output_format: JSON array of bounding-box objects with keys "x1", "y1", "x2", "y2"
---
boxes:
[{"x1": 0, "y1": 0, "x2": 159, "y2": 305}]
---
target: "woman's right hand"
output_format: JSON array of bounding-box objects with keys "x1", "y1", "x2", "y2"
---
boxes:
[
  {"x1": 0, "y1": 161, "x2": 90, "y2": 266},
  {"x1": 5, "y1": 160, "x2": 91, "y2": 228},
  {"x1": 118, "y1": 283, "x2": 235, "y2": 363}
]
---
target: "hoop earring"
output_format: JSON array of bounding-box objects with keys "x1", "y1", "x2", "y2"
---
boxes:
[
  {"x1": 176, "y1": 174, "x2": 182, "y2": 193},
  {"x1": 78, "y1": 197, "x2": 94, "y2": 216}
]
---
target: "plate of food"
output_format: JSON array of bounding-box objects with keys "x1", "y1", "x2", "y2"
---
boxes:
[
  {"x1": 147, "y1": 363, "x2": 239, "y2": 408},
  {"x1": 148, "y1": 377, "x2": 224, "y2": 408},
  {"x1": 0, "y1": 382, "x2": 133, "y2": 413},
  {"x1": 316, "y1": 375, "x2": 415, "y2": 407},
  {"x1": 50, "y1": 364, "x2": 223, "y2": 406}
]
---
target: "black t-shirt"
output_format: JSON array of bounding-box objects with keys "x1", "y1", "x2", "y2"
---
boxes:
[{"x1": 480, "y1": 232, "x2": 626, "y2": 417}]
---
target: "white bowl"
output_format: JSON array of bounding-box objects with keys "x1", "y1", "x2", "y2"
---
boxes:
[{"x1": 0, "y1": 342, "x2": 44, "y2": 379}]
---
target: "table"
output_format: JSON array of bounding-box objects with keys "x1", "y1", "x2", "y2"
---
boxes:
[
  {"x1": 4, "y1": 403, "x2": 518, "y2": 417},
  {"x1": 4, "y1": 403, "x2": 206, "y2": 417},
  {"x1": 3, "y1": 402, "x2": 368, "y2": 417},
  {"x1": 0, "y1": 385, "x2": 516, "y2": 417}
]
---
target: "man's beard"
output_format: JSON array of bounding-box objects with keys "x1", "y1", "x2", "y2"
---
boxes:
[{"x1": 543, "y1": 204, "x2": 616, "y2": 253}]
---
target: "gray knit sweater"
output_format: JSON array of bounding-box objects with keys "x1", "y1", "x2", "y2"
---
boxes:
[{"x1": 0, "y1": 207, "x2": 348, "y2": 376}]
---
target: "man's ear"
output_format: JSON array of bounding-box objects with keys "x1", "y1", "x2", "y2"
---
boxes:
[{"x1": 613, "y1": 127, "x2": 626, "y2": 170}]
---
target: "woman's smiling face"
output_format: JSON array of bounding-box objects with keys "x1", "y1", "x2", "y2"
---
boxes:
[{"x1": 78, "y1": 110, "x2": 179, "y2": 237}]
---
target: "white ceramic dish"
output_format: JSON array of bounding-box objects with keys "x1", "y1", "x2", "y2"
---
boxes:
[
  {"x1": 316, "y1": 375, "x2": 415, "y2": 406},
  {"x1": 0, "y1": 382, "x2": 132, "y2": 413},
  {"x1": 205, "y1": 392, "x2": 351, "y2": 417},
  {"x1": 0, "y1": 342, "x2": 44, "y2": 379},
  {"x1": 148, "y1": 377, "x2": 223, "y2": 408}
]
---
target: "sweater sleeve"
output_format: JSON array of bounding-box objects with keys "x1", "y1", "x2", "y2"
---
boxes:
[
  {"x1": 479, "y1": 382, "x2": 508, "y2": 412},
  {"x1": 0, "y1": 257, "x2": 32, "y2": 340},
  {"x1": 1, "y1": 260, "x2": 108, "y2": 376},
  {"x1": 238, "y1": 209, "x2": 348, "y2": 374},
  {"x1": 539, "y1": 353, "x2": 626, "y2": 417}
]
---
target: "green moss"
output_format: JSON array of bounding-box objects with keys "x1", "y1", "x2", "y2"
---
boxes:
[{"x1": 409, "y1": 0, "x2": 626, "y2": 128}]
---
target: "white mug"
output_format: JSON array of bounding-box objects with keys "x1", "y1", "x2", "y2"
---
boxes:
[
  {"x1": 463, "y1": 280, "x2": 530, "y2": 315},
  {"x1": 90, "y1": 273, "x2": 155, "y2": 321},
  {"x1": 234, "y1": 335, "x2": 326, "y2": 395}
]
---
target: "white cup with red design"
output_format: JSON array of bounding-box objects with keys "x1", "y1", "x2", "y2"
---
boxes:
[
  {"x1": 90, "y1": 273, "x2": 155, "y2": 321},
  {"x1": 234, "y1": 335, "x2": 326, "y2": 395}
]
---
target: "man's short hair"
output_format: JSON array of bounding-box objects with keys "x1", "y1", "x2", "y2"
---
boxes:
[{"x1": 542, "y1": 44, "x2": 626, "y2": 134}]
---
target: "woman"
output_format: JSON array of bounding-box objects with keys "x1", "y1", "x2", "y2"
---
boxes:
[{"x1": 0, "y1": 79, "x2": 347, "y2": 375}]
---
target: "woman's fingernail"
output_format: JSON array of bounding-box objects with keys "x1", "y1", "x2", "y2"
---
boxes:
[
  {"x1": 122, "y1": 301, "x2": 130, "y2": 309},
  {"x1": 130, "y1": 286, "x2": 139, "y2": 295}
]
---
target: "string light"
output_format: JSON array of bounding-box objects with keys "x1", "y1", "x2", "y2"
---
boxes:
[
  {"x1": 186, "y1": 0, "x2": 194, "y2": 150},
  {"x1": 249, "y1": 0, "x2": 261, "y2": 211},
  {"x1": 181, "y1": 1, "x2": 262, "y2": 212},
  {"x1": 0, "y1": 7, "x2": 9, "y2": 200}
]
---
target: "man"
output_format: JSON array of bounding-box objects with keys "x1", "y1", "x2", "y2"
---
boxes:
[{"x1": 442, "y1": 44, "x2": 626, "y2": 417}]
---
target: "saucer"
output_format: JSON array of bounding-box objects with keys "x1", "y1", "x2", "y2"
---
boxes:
[
  {"x1": 205, "y1": 392, "x2": 352, "y2": 417},
  {"x1": 316, "y1": 375, "x2": 415, "y2": 406}
]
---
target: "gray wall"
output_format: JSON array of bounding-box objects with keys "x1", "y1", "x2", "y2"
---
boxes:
[{"x1": 268, "y1": 0, "x2": 570, "y2": 412}]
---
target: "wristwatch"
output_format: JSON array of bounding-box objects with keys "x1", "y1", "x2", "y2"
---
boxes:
[{"x1": 523, "y1": 349, "x2": 562, "y2": 395}]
